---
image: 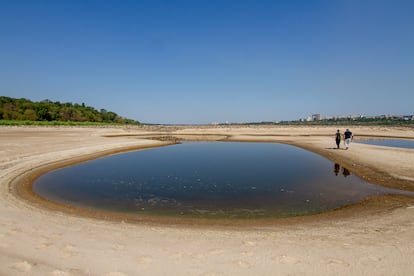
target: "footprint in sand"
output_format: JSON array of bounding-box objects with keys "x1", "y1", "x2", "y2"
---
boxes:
[
  {"x1": 326, "y1": 259, "x2": 350, "y2": 266},
  {"x1": 50, "y1": 232, "x2": 64, "y2": 239},
  {"x1": 234, "y1": 260, "x2": 252, "y2": 269},
  {"x1": 272, "y1": 255, "x2": 301, "y2": 264},
  {"x1": 208, "y1": 248, "x2": 225, "y2": 255},
  {"x1": 242, "y1": 240, "x2": 257, "y2": 247},
  {"x1": 111, "y1": 244, "x2": 125, "y2": 251},
  {"x1": 136, "y1": 255, "x2": 153, "y2": 265},
  {"x1": 51, "y1": 270, "x2": 71, "y2": 276},
  {"x1": 62, "y1": 244, "x2": 79, "y2": 258},
  {"x1": 64, "y1": 244, "x2": 75, "y2": 250},
  {"x1": 36, "y1": 241, "x2": 53, "y2": 250},
  {"x1": 10, "y1": 261, "x2": 33, "y2": 273},
  {"x1": 199, "y1": 272, "x2": 224, "y2": 276},
  {"x1": 104, "y1": 272, "x2": 128, "y2": 276},
  {"x1": 7, "y1": 228, "x2": 22, "y2": 236},
  {"x1": 360, "y1": 256, "x2": 382, "y2": 264},
  {"x1": 0, "y1": 233, "x2": 9, "y2": 248}
]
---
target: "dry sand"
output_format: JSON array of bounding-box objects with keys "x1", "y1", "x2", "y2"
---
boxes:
[{"x1": 1, "y1": 125, "x2": 414, "y2": 275}]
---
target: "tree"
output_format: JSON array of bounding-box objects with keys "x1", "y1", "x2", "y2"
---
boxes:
[
  {"x1": 0, "y1": 96, "x2": 140, "y2": 124},
  {"x1": 24, "y1": 109, "x2": 38, "y2": 121}
]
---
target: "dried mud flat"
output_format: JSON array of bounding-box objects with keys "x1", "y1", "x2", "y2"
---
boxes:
[{"x1": 1, "y1": 125, "x2": 414, "y2": 275}]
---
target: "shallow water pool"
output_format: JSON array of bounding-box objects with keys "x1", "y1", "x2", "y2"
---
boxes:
[
  {"x1": 33, "y1": 142, "x2": 410, "y2": 219},
  {"x1": 355, "y1": 138, "x2": 414, "y2": 149}
]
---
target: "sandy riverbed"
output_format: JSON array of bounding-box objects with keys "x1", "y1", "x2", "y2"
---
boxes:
[{"x1": 1, "y1": 125, "x2": 413, "y2": 275}]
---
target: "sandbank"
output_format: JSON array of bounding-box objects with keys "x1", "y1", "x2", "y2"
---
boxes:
[{"x1": 1, "y1": 125, "x2": 414, "y2": 275}]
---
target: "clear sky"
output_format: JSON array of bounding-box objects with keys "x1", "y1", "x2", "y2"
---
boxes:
[{"x1": 1, "y1": 0, "x2": 413, "y2": 124}]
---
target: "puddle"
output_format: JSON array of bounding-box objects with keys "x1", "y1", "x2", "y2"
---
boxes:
[
  {"x1": 355, "y1": 138, "x2": 414, "y2": 149},
  {"x1": 33, "y1": 142, "x2": 411, "y2": 219}
]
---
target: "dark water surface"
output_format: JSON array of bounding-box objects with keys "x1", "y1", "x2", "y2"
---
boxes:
[
  {"x1": 33, "y1": 142, "x2": 410, "y2": 219},
  {"x1": 355, "y1": 138, "x2": 414, "y2": 149}
]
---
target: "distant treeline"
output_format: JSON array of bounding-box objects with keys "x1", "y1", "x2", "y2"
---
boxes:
[{"x1": 0, "y1": 96, "x2": 140, "y2": 125}]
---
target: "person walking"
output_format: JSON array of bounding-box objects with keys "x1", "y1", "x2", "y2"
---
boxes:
[
  {"x1": 335, "y1": 129, "x2": 341, "y2": 149},
  {"x1": 343, "y1": 128, "x2": 353, "y2": 149}
]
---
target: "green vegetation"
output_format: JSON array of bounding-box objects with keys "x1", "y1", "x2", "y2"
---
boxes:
[{"x1": 0, "y1": 96, "x2": 140, "y2": 125}]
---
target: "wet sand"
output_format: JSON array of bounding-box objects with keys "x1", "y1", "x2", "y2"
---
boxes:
[{"x1": 1, "y1": 125, "x2": 414, "y2": 275}]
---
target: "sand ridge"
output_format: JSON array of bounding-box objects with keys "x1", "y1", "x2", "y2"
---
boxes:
[{"x1": 1, "y1": 125, "x2": 414, "y2": 275}]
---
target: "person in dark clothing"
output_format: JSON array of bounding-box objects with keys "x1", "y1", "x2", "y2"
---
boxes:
[
  {"x1": 343, "y1": 129, "x2": 353, "y2": 149},
  {"x1": 335, "y1": 129, "x2": 341, "y2": 149}
]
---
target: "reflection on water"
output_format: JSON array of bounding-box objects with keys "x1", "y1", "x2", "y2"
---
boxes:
[
  {"x1": 33, "y1": 142, "x2": 412, "y2": 219},
  {"x1": 334, "y1": 163, "x2": 350, "y2": 177}
]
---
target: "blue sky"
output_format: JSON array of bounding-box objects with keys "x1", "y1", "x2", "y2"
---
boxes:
[{"x1": 1, "y1": 0, "x2": 413, "y2": 124}]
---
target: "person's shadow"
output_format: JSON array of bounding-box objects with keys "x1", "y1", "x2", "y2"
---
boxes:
[{"x1": 326, "y1": 147, "x2": 346, "y2": 150}]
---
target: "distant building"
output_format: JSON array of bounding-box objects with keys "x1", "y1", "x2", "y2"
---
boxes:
[
  {"x1": 311, "y1": 114, "x2": 321, "y2": 121},
  {"x1": 298, "y1": 113, "x2": 413, "y2": 123}
]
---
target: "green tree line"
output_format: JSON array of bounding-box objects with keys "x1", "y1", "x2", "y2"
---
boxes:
[{"x1": 0, "y1": 96, "x2": 140, "y2": 124}]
